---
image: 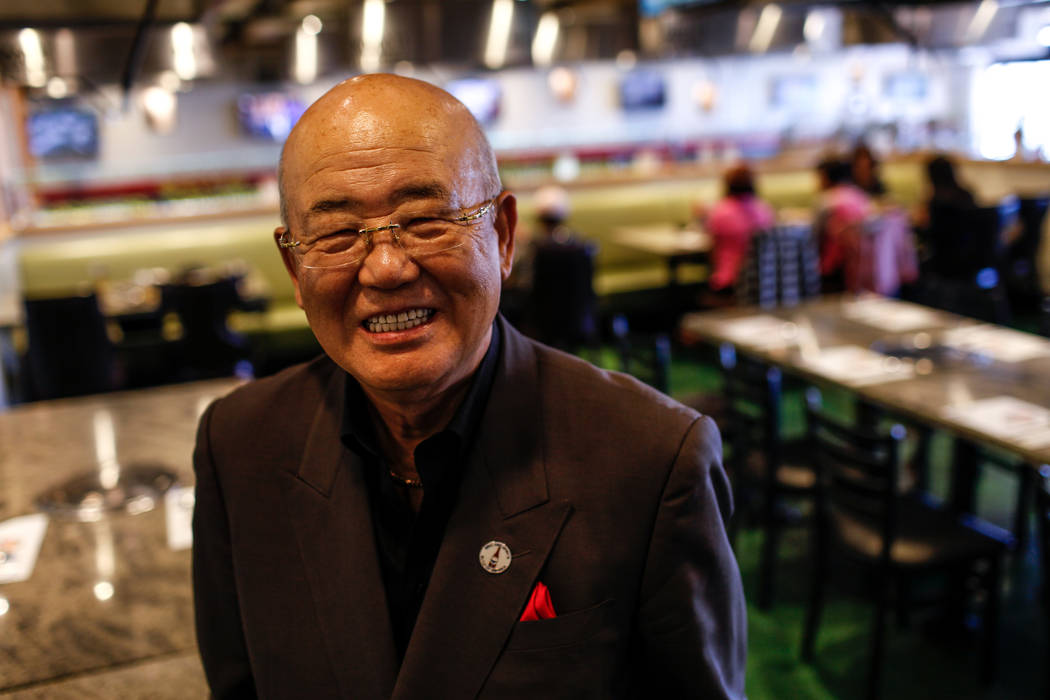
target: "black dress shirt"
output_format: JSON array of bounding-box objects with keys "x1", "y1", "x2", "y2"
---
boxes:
[{"x1": 340, "y1": 322, "x2": 502, "y2": 661}]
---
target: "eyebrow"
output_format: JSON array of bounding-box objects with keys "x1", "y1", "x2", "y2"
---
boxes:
[{"x1": 305, "y1": 182, "x2": 453, "y2": 219}]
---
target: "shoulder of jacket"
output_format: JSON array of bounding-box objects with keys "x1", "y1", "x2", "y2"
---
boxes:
[
  {"x1": 531, "y1": 341, "x2": 701, "y2": 429},
  {"x1": 210, "y1": 354, "x2": 335, "y2": 422}
]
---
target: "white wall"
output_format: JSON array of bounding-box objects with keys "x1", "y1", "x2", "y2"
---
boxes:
[{"x1": 22, "y1": 43, "x2": 964, "y2": 187}]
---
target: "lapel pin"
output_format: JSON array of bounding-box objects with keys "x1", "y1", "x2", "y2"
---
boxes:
[{"x1": 479, "y1": 540, "x2": 512, "y2": 574}]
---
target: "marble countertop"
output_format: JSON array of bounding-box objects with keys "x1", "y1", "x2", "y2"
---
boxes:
[{"x1": 0, "y1": 379, "x2": 242, "y2": 695}]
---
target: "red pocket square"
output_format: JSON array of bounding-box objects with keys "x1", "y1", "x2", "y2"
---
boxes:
[{"x1": 520, "y1": 581, "x2": 557, "y2": 621}]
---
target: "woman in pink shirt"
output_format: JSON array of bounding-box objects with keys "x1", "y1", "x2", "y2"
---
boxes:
[{"x1": 703, "y1": 165, "x2": 776, "y2": 298}]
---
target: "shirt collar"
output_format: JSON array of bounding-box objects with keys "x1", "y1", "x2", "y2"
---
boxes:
[{"x1": 340, "y1": 320, "x2": 502, "y2": 459}]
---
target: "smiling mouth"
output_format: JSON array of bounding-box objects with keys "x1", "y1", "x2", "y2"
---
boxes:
[{"x1": 364, "y1": 308, "x2": 435, "y2": 333}]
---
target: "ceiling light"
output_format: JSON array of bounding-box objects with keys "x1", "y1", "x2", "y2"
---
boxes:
[
  {"x1": 171, "y1": 23, "x2": 197, "y2": 81},
  {"x1": 54, "y1": 28, "x2": 76, "y2": 77},
  {"x1": 532, "y1": 12, "x2": 560, "y2": 67},
  {"x1": 158, "y1": 70, "x2": 182, "y2": 93},
  {"x1": 45, "y1": 77, "x2": 68, "y2": 99},
  {"x1": 18, "y1": 28, "x2": 46, "y2": 88},
  {"x1": 749, "y1": 4, "x2": 782, "y2": 53},
  {"x1": 966, "y1": 0, "x2": 998, "y2": 44},
  {"x1": 301, "y1": 14, "x2": 322, "y2": 36},
  {"x1": 295, "y1": 25, "x2": 318, "y2": 83},
  {"x1": 361, "y1": 0, "x2": 385, "y2": 72},
  {"x1": 484, "y1": 0, "x2": 514, "y2": 70},
  {"x1": 1037, "y1": 24, "x2": 1050, "y2": 47},
  {"x1": 142, "y1": 86, "x2": 178, "y2": 133},
  {"x1": 616, "y1": 50, "x2": 637, "y2": 70},
  {"x1": 803, "y1": 10, "x2": 825, "y2": 43}
]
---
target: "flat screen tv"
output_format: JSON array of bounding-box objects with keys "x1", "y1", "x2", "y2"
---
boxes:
[
  {"x1": 619, "y1": 71, "x2": 666, "y2": 111},
  {"x1": 445, "y1": 78, "x2": 502, "y2": 126},
  {"x1": 236, "y1": 93, "x2": 306, "y2": 141},
  {"x1": 769, "y1": 74, "x2": 817, "y2": 110},
  {"x1": 27, "y1": 107, "x2": 99, "y2": 159},
  {"x1": 884, "y1": 72, "x2": 928, "y2": 101}
]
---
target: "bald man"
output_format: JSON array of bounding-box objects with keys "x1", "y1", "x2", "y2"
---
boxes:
[{"x1": 192, "y1": 74, "x2": 746, "y2": 699}]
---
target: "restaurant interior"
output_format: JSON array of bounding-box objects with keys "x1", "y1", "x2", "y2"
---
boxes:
[{"x1": 0, "y1": 0, "x2": 1049, "y2": 697}]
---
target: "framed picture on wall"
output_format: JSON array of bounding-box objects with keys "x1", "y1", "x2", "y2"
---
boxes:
[
  {"x1": 26, "y1": 106, "x2": 99, "y2": 160},
  {"x1": 236, "y1": 93, "x2": 306, "y2": 141},
  {"x1": 445, "y1": 78, "x2": 502, "y2": 127},
  {"x1": 884, "y1": 72, "x2": 928, "y2": 102},
  {"x1": 619, "y1": 71, "x2": 666, "y2": 111},
  {"x1": 769, "y1": 74, "x2": 817, "y2": 111}
]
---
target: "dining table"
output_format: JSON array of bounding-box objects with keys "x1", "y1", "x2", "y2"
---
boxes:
[
  {"x1": 0, "y1": 378, "x2": 242, "y2": 697},
  {"x1": 680, "y1": 294, "x2": 1050, "y2": 519},
  {"x1": 610, "y1": 223, "x2": 713, "y2": 289}
]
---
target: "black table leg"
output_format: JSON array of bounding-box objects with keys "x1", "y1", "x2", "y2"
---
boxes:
[{"x1": 949, "y1": 439, "x2": 980, "y2": 515}]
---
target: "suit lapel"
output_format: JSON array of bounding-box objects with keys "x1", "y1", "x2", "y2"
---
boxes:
[
  {"x1": 283, "y1": 369, "x2": 399, "y2": 699},
  {"x1": 393, "y1": 321, "x2": 573, "y2": 699}
]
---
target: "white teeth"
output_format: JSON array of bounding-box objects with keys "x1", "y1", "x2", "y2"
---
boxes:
[{"x1": 365, "y1": 308, "x2": 432, "y2": 333}]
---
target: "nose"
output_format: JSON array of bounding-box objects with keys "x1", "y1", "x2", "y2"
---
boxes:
[{"x1": 356, "y1": 229, "x2": 420, "y2": 289}]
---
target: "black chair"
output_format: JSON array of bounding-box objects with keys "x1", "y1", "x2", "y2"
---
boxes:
[
  {"x1": 802, "y1": 391, "x2": 1007, "y2": 699},
  {"x1": 736, "y1": 224, "x2": 819, "y2": 309},
  {"x1": 1035, "y1": 467, "x2": 1050, "y2": 696},
  {"x1": 526, "y1": 240, "x2": 598, "y2": 351},
  {"x1": 1003, "y1": 196, "x2": 1049, "y2": 313},
  {"x1": 609, "y1": 314, "x2": 670, "y2": 394},
  {"x1": 163, "y1": 276, "x2": 251, "y2": 381},
  {"x1": 720, "y1": 344, "x2": 814, "y2": 610},
  {"x1": 22, "y1": 293, "x2": 117, "y2": 400},
  {"x1": 921, "y1": 203, "x2": 1010, "y2": 323}
]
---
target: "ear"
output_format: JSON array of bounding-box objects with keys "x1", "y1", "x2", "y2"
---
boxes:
[
  {"x1": 493, "y1": 192, "x2": 518, "y2": 282},
  {"x1": 274, "y1": 226, "x2": 305, "y2": 309}
]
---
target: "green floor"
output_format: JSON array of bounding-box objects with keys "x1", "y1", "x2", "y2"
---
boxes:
[{"x1": 598, "y1": 343, "x2": 1047, "y2": 699}]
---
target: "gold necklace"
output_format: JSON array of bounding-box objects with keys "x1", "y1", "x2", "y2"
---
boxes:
[{"x1": 389, "y1": 469, "x2": 424, "y2": 488}]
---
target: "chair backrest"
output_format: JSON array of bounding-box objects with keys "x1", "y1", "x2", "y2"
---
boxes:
[
  {"x1": 162, "y1": 276, "x2": 247, "y2": 377},
  {"x1": 23, "y1": 293, "x2": 115, "y2": 400},
  {"x1": 737, "y1": 224, "x2": 819, "y2": 309},
  {"x1": 806, "y1": 391, "x2": 905, "y2": 561},
  {"x1": 1012, "y1": 197, "x2": 1049, "y2": 261},
  {"x1": 528, "y1": 240, "x2": 596, "y2": 348},
  {"x1": 611, "y1": 315, "x2": 670, "y2": 393},
  {"x1": 719, "y1": 345, "x2": 783, "y2": 486},
  {"x1": 928, "y1": 202, "x2": 1002, "y2": 281},
  {"x1": 1036, "y1": 468, "x2": 1050, "y2": 603}
]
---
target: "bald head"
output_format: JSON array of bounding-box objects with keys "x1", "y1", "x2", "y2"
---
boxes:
[{"x1": 278, "y1": 74, "x2": 500, "y2": 226}]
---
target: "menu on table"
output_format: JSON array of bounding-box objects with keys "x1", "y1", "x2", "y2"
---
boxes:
[
  {"x1": 0, "y1": 514, "x2": 49, "y2": 584},
  {"x1": 841, "y1": 296, "x2": 945, "y2": 332},
  {"x1": 943, "y1": 396, "x2": 1050, "y2": 450},
  {"x1": 939, "y1": 325, "x2": 1050, "y2": 363},
  {"x1": 799, "y1": 345, "x2": 916, "y2": 386}
]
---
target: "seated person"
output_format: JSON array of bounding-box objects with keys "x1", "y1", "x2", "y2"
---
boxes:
[
  {"x1": 698, "y1": 164, "x2": 775, "y2": 302},
  {"x1": 914, "y1": 154, "x2": 980, "y2": 279},
  {"x1": 506, "y1": 186, "x2": 597, "y2": 348},
  {"x1": 850, "y1": 141, "x2": 888, "y2": 198},
  {"x1": 814, "y1": 157, "x2": 873, "y2": 293}
]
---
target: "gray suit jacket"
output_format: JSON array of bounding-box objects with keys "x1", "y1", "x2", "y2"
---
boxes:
[{"x1": 192, "y1": 318, "x2": 746, "y2": 699}]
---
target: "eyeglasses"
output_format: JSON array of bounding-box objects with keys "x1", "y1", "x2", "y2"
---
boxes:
[{"x1": 278, "y1": 196, "x2": 499, "y2": 270}]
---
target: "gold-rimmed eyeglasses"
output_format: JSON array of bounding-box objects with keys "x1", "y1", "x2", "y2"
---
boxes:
[{"x1": 278, "y1": 196, "x2": 499, "y2": 270}]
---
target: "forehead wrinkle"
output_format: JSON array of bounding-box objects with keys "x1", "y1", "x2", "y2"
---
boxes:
[
  {"x1": 303, "y1": 182, "x2": 450, "y2": 222},
  {"x1": 294, "y1": 143, "x2": 446, "y2": 191}
]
